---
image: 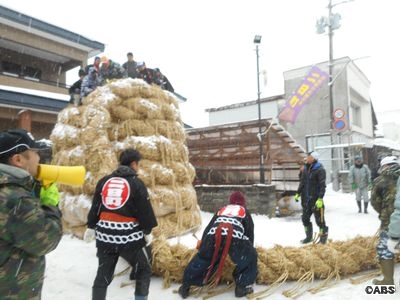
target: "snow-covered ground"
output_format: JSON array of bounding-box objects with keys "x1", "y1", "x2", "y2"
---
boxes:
[{"x1": 42, "y1": 185, "x2": 399, "y2": 299}]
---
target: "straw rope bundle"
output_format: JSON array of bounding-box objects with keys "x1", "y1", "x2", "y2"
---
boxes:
[
  {"x1": 50, "y1": 78, "x2": 201, "y2": 238},
  {"x1": 150, "y1": 235, "x2": 399, "y2": 297}
]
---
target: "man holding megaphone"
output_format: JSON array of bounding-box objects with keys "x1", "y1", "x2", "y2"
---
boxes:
[{"x1": 0, "y1": 129, "x2": 63, "y2": 299}]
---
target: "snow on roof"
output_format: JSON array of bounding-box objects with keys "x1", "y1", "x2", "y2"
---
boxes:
[{"x1": 371, "y1": 138, "x2": 400, "y2": 151}]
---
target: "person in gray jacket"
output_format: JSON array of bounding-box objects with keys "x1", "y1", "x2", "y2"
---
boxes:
[
  {"x1": 80, "y1": 67, "x2": 101, "y2": 100},
  {"x1": 348, "y1": 155, "x2": 371, "y2": 213}
]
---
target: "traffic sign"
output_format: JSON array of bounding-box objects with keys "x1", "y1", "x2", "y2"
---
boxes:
[
  {"x1": 333, "y1": 108, "x2": 345, "y2": 119},
  {"x1": 333, "y1": 119, "x2": 347, "y2": 131}
]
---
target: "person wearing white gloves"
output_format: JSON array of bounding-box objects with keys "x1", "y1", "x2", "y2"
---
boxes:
[{"x1": 84, "y1": 149, "x2": 158, "y2": 300}]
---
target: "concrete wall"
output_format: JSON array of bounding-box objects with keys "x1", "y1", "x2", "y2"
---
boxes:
[{"x1": 195, "y1": 184, "x2": 276, "y2": 217}]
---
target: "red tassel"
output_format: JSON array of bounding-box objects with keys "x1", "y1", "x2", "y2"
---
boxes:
[{"x1": 203, "y1": 222, "x2": 233, "y2": 286}]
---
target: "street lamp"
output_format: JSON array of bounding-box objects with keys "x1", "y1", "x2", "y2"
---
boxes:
[{"x1": 254, "y1": 35, "x2": 265, "y2": 184}]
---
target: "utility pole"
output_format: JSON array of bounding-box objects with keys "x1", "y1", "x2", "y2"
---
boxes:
[
  {"x1": 316, "y1": 0, "x2": 352, "y2": 190},
  {"x1": 254, "y1": 35, "x2": 265, "y2": 184},
  {"x1": 328, "y1": 0, "x2": 334, "y2": 128}
]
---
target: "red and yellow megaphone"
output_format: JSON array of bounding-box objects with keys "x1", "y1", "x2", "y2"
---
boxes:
[{"x1": 37, "y1": 164, "x2": 86, "y2": 186}]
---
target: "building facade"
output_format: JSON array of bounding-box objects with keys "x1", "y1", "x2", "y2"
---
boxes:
[
  {"x1": 0, "y1": 5, "x2": 104, "y2": 138},
  {"x1": 205, "y1": 57, "x2": 377, "y2": 189}
]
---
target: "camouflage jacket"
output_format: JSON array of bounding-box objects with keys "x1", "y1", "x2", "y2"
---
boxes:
[
  {"x1": 370, "y1": 164, "x2": 400, "y2": 230},
  {"x1": 0, "y1": 163, "x2": 63, "y2": 299},
  {"x1": 99, "y1": 60, "x2": 127, "y2": 84},
  {"x1": 389, "y1": 177, "x2": 400, "y2": 238}
]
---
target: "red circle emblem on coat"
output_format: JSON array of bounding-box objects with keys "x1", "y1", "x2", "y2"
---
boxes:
[
  {"x1": 101, "y1": 177, "x2": 131, "y2": 210},
  {"x1": 217, "y1": 204, "x2": 246, "y2": 218}
]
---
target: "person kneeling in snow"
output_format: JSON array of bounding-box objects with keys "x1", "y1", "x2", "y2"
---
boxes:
[{"x1": 178, "y1": 191, "x2": 257, "y2": 298}]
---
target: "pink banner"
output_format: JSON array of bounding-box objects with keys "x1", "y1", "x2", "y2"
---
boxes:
[{"x1": 278, "y1": 66, "x2": 329, "y2": 124}]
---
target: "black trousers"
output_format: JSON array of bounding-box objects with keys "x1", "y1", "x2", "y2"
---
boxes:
[
  {"x1": 93, "y1": 245, "x2": 152, "y2": 297},
  {"x1": 301, "y1": 204, "x2": 328, "y2": 233},
  {"x1": 182, "y1": 237, "x2": 257, "y2": 287}
]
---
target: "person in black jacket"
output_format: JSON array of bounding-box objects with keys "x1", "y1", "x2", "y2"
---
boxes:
[
  {"x1": 136, "y1": 61, "x2": 155, "y2": 85},
  {"x1": 68, "y1": 68, "x2": 86, "y2": 105},
  {"x1": 122, "y1": 52, "x2": 138, "y2": 79},
  {"x1": 295, "y1": 151, "x2": 328, "y2": 244},
  {"x1": 84, "y1": 149, "x2": 158, "y2": 300},
  {"x1": 153, "y1": 68, "x2": 174, "y2": 92},
  {"x1": 178, "y1": 191, "x2": 257, "y2": 298}
]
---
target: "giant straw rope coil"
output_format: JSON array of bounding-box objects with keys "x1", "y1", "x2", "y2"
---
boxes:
[{"x1": 50, "y1": 78, "x2": 201, "y2": 238}]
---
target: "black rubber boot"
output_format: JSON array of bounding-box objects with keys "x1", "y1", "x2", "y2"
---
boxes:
[
  {"x1": 364, "y1": 202, "x2": 368, "y2": 214},
  {"x1": 300, "y1": 224, "x2": 313, "y2": 244},
  {"x1": 92, "y1": 287, "x2": 107, "y2": 300},
  {"x1": 178, "y1": 284, "x2": 190, "y2": 299},
  {"x1": 357, "y1": 201, "x2": 362, "y2": 213},
  {"x1": 135, "y1": 278, "x2": 150, "y2": 300},
  {"x1": 235, "y1": 285, "x2": 254, "y2": 297},
  {"x1": 319, "y1": 227, "x2": 329, "y2": 244}
]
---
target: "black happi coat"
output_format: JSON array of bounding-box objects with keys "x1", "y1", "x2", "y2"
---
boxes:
[{"x1": 87, "y1": 165, "x2": 157, "y2": 251}]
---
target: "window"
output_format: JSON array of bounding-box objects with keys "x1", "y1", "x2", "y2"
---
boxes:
[
  {"x1": 24, "y1": 66, "x2": 42, "y2": 79},
  {"x1": 351, "y1": 103, "x2": 361, "y2": 127},
  {"x1": 1, "y1": 61, "x2": 22, "y2": 76}
]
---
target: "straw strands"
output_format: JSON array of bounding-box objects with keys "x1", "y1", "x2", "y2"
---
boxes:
[{"x1": 150, "y1": 235, "x2": 397, "y2": 298}]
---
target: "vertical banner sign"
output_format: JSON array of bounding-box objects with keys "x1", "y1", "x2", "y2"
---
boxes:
[{"x1": 278, "y1": 66, "x2": 329, "y2": 124}]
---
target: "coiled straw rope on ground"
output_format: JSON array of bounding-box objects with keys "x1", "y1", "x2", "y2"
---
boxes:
[{"x1": 149, "y1": 234, "x2": 399, "y2": 298}]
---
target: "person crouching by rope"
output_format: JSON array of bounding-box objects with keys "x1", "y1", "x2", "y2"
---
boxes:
[
  {"x1": 84, "y1": 149, "x2": 158, "y2": 300},
  {"x1": 178, "y1": 191, "x2": 257, "y2": 298}
]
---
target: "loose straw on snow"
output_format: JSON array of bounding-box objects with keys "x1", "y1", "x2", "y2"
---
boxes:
[{"x1": 150, "y1": 235, "x2": 399, "y2": 298}]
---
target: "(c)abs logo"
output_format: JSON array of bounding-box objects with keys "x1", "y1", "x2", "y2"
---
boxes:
[{"x1": 365, "y1": 285, "x2": 396, "y2": 295}]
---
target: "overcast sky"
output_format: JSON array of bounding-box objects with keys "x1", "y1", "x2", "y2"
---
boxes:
[{"x1": 1, "y1": 0, "x2": 399, "y2": 127}]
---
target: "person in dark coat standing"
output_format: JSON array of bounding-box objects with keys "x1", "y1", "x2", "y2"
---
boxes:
[
  {"x1": 295, "y1": 151, "x2": 328, "y2": 244},
  {"x1": 122, "y1": 52, "x2": 138, "y2": 79},
  {"x1": 178, "y1": 191, "x2": 257, "y2": 298},
  {"x1": 84, "y1": 149, "x2": 158, "y2": 300}
]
